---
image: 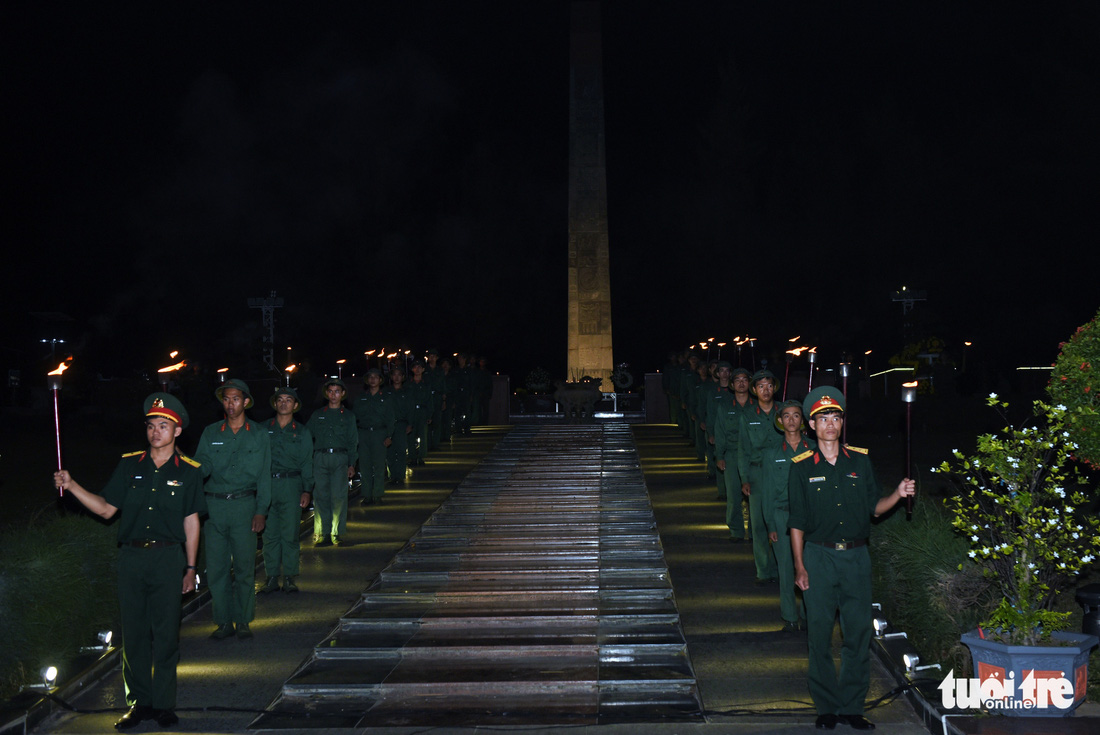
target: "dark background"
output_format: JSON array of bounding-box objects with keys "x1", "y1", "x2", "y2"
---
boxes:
[{"x1": 4, "y1": 1, "x2": 1098, "y2": 388}]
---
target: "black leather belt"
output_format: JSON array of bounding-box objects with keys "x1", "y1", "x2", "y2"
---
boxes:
[
  {"x1": 315, "y1": 448, "x2": 347, "y2": 454},
  {"x1": 204, "y1": 490, "x2": 257, "y2": 500},
  {"x1": 272, "y1": 471, "x2": 302, "y2": 478},
  {"x1": 126, "y1": 539, "x2": 178, "y2": 549},
  {"x1": 813, "y1": 539, "x2": 867, "y2": 551}
]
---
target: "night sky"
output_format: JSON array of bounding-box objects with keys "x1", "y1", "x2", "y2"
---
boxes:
[{"x1": 5, "y1": 2, "x2": 1098, "y2": 386}]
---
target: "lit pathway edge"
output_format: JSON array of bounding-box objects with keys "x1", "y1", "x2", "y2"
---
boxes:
[{"x1": 251, "y1": 423, "x2": 703, "y2": 729}]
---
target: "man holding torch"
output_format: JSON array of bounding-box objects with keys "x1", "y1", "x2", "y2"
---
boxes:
[
  {"x1": 53, "y1": 393, "x2": 203, "y2": 730},
  {"x1": 194, "y1": 379, "x2": 271, "y2": 640},
  {"x1": 788, "y1": 387, "x2": 915, "y2": 730}
]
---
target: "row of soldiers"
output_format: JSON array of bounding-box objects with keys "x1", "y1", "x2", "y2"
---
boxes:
[{"x1": 49, "y1": 349, "x2": 492, "y2": 730}]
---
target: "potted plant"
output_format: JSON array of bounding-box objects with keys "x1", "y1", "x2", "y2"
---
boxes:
[{"x1": 936, "y1": 395, "x2": 1100, "y2": 715}]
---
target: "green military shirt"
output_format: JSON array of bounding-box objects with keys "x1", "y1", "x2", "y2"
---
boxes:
[
  {"x1": 266, "y1": 418, "x2": 314, "y2": 490},
  {"x1": 695, "y1": 380, "x2": 719, "y2": 427},
  {"x1": 101, "y1": 450, "x2": 206, "y2": 544},
  {"x1": 405, "y1": 378, "x2": 432, "y2": 422},
  {"x1": 307, "y1": 406, "x2": 359, "y2": 465},
  {"x1": 195, "y1": 418, "x2": 273, "y2": 515},
  {"x1": 788, "y1": 445, "x2": 882, "y2": 544},
  {"x1": 714, "y1": 397, "x2": 755, "y2": 459},
  {"x1": 680, "y1": 370, "x2": 701, "y2": 415},
  {"x1": 759, "y1": 435, "x2": 816, "y2": 525},
  {"x1": 706, "y1": 385, "x2": 735, "y2": 438},
  {"x1": 425, "y1": 365, "x2": 446, "y2": 408},
  {"x1": 737, "y1": 403, "x2": 782, "y2": 481},
  {"x1": 385, "y1": 385, "x2": 412, "y2": 423},
  {"x1": 352, "y1": 390, "x2": 395, "y2": 438}
]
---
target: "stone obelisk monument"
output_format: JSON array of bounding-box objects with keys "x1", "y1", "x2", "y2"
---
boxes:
[{"x1": 567, "y1": 0, "x2": 614, "y2": 391}]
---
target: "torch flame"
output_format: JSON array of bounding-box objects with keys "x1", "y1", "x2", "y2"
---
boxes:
[
  {"x1": 808, "y1": 346, "x2": 817, "y2": 354},
  {"x1": 47, "y1": 362, "x2": 69, "y2": 376},
  {"x1": 158, "y1": 361, "x2": 187, "y2": 373},
  {"x1": 789, "y1": 335, "x2": 801, "y2": 342},
  {"x1": 169, "y1": 350, "x2": 179, "y2": 359},
  {"x1": 217, "y1": 367, "x2": 229, "y2": 373},
  {"x1": 285, "y1": 364, "x2": 297, "y2": 373},
  {"x1": 786, "y1": 346, "x2": 809, "y2": 357},
  {"x1": 902, "y1": 380, "x2": 918, "y2": 388}
]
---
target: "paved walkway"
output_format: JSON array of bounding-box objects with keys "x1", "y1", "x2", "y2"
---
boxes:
[{"x1": 32, "y1": 423, "x2": 930, "y2": 734}]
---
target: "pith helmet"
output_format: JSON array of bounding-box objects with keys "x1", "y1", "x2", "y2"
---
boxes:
[{"x1": 215, "y1": 379, "x2": 253, "y2": 409}]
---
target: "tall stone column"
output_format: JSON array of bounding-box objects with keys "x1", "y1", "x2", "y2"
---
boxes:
[{"x1": 567, "y1": 0, "x2": 614, "y2": 392}]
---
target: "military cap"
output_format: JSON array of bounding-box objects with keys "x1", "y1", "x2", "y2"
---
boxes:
[
  {"x1": 750, "y1": 369, "x2": 779, "y2": 396},
  {"x1": 270, "y1": 386, "x2": 301, "y2": 411},
  {"x1": 731, "y1": 367, "x2": 751, "y2": 379},
  {"x1": 411, "y1": 359, "x2": 425, "y2": 369},
  {"x1": 803, "y1": 386, "x2": 846, "y2": 418},
  {"x1": 716, "y1": 360, "x2": 733, "y2": 371},
  {"x1": 323, "y1": 377, "x2": 347, "y2": 390},
  {"x1": 775, "y1": 398, "x2": 804, "y2": 430},
  {"x1": 364, "y1": 368, "x2": 383, "y2": 379},
  {"x1": 215, "y1": 378, "x2": 253, "y2": 409},
  {"x1": 144, "y1": 392, "x2": 189, "y2": 429},
  {"x1": 426, "y1": 348, "x2": 439, "y2": 356}
]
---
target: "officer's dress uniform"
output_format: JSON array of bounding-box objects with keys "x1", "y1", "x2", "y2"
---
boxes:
[
  {"x1": 760, "y1": 434, "x2": 815, "y2": 625},
  {"x1": 195, "y1": 418, "x2": 271, "y2": 629},
  {"x1": 738, "y1": 403, "x2": 782, "y2": 581},
  {"x1": 713, "y1": 397, "x2": 755, "y2": 540},
  {"x1": 103, "y1": 450, "x2": 204, "y2": 712},
  {"x1": 788, "y1": 444, "x2": 880, "y2": 718},
  {"x1": 405, "y1": 377, "x2": 432, "y2": 464},
  {"x1": 264, "y1": 417, "x2": 313, "y2": 579},
  {"x1": 352, "y1": 389, "x2": 395, "y2": 502},
  {"x1": 384, "y1": 384, "x2": 412, "y2": 480},
  {"x1": 307, "y1": 405, "x2": 357, "y2": 543}
]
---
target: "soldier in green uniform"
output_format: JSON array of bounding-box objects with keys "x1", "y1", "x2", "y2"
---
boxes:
[
  {"x1": 439, "y1": 356, "x2": 456, "y2": 442},
  {"x1": 706, "y1": 361, "x2": 736, "y2": 497},
  {"x1": 385, "y1": 366, "x2": 413, "y2": 482},
  {"x1": 789, "y1": 387, "x2": 915, "y2": 730},
  {"x1": 759, "y1": 399, "x2": 815, "y2": 632},
  {"x1": 452, "y1": 353, "x2": 473, "y2": 435},
  {"x1": 678, "y1": 353, "x2": 700, "y2": 441},
  {"x1": 194, "y1": 379, "x2": 271, "y2": 640},
  {"x1": 307, "y1": 378, "x2": 357, "y2": 546},
  {"x1": 258, "y1": 387, "x2": 313, "y2": 594},
  {"x1": 405, "y1": 360, "x2": 432, "y2": 465},
  {"x1": 662, "y1": 351, "x2": 681, "y2": 426},
  {"x1": 738, "y1": 369, "x2": 783, "y2": 584},
  {"x1": 714, "y1": 367, "x2": 754, "y2": 542},
  {"x1": 424, "y1": 349, "x2": 446, "y2": 450},
  {"x1": 692, "y1": 360, "x2": 717, "y2": 466},
  {"x1": 354, "y1": 368, "x2": 395, "y2": 505},
  {"x1": 54, "y1": 393, "x2": 203, "y2": 730}
]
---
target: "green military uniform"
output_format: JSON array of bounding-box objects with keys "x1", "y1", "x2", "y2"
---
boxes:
[
  {"x1": 694, "y1": 378, "x2": 717, "y2": 464},
  {"x1": 679, "y1": 363, "x2": 701, "y2": 441},
  {"x1": 452, "y1": 357, "x2": 473, "y2": 435},
  {"x1": 424, "y1": 351, "x2": 446, "y2": 449},
  {"x1": 713, "y1": 393, "x2": 755, "y2": 540},
  {"x1": 353, "y1": 376, "x2": 395, "y2": 503},
  {"x1": 706, "y1": 380, "x2": 736, "y2": 497},
  {"x1": 103, "y1": 445, "x2": 204, "y2": 712},
  {"x1": 760, "y1": 433, "x2": 815, "y2": 625},
  {"x1": 263, "y1": 402, "x2": 313, "y2": 581},
  {"x1": 439, "y1": 363, "x2": 456, "y2": 442},
  {"x1": 307, "y1": 394, "x2": 358, "y2": 544},
  {"x1": 788, "y1": 385, "x2": 885, "y2": 720},
  {"x1": 662, "y1": 354, "x2": 681, "y2": 426},
  {"x1": 405, "y1": 371, "x2": 432, "y2": 464},
  {"x1": 194, "y1": 383, "x2": 272, "y2": 632},
  {"x1": 384, "y1": 382, "x2": 412, "y2": 481},
  {"x1": 738, "y1": 402, "x2": 782, "y2": 581}
]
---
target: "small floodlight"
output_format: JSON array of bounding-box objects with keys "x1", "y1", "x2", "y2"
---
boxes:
[
  {"x1": 873, "y1": 618, "x2": 889, "y2": 637},
  {"x1": 42, "y1": 666, "x2": 57, "y2": 687},
  {"x1": 80, "y1": 630, "x2": 113, "y2": 653},
  {"x1": 903, "y1": 653, "x2": 919, "y2": 672}
]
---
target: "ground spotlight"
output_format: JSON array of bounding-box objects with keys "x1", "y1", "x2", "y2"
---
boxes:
[
  {"x1": 903, "y1": 653, "x2": 919, "y2": 672},
  {"x1": 872, "y1": 618, "x2": 889, "y2": 637},
  {"x1": 21, "y1": 666, "x2": 58, "y2": 693},
  {"x1": 80, "y1": 629, "x2": 114, "y2": 654}
]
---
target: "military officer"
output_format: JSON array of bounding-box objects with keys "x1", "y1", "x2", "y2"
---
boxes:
[
  {"x1": 405, "y1": 360, "x2": 432, "y2": 465},
  {"x1": 738, "y1": 369, "x2": 783, "y2": 583},
  {"x1": 789, "y1": 387, "x2": 915, "y2": 730},
  {"x1": 258, "y1": 387, "x2": 313, "y2": 594},
  {"x1": 194, "y1": 379, "x2": 271, "y2": 640},
  {"x1": 759, "y1": 399, "x2": 815, "y2": 632},
  {"x1": 384, "y1": 366, "x2": 413, "y2": 481},
  {"x1": 714, "y1": 367, "x2": 754, "y2": 541},
  {"x1": 54, "y1": 393, "x2": 203, "y2": 730},
  {"x1": 307, "y1": 377, "x2": 357, "y2": 546},
  {"x1": 353, "y1": 368, "x2": 395, "y2": 505}
]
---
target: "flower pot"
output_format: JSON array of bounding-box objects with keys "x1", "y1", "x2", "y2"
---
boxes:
[{"x1": 960, "y1": 629, "x2": 1099, "y2": 716}]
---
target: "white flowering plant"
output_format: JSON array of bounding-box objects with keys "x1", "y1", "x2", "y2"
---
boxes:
[{"x1": 936, "y1": 394, "x2": 1100, "y2": 646}]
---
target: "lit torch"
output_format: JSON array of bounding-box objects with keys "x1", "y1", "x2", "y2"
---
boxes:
[
  {"x1": 840, "y1": 362, "x2": 850, "y2": 443},
  {"x1": 783, "y1": 343, "x2": 808, "y2": 401},
  {"x1": 47, "y1": 361, "x2": 69, "y2": 494},
  {"x1": 901, "y1": 380, "x2": 918, "y2": 519},
  {"x1": 285, "y1": 364, "x2": 297, "y2": 387},
  {"x1": 157, "y1": 359, "x2": 187, "y2": 391},
  {"x1": 217, "y1": 367, "x2": 229, "y2": 383}
]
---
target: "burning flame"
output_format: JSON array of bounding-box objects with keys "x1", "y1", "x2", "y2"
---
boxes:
[
  {"x1": 365, "y1": 350, "x2": 375, "y2": 356},
  {"x1": 217, "y1": 367, "x2": 229, "y2": 374},
  {"x1": 158, "y1": 361, "x2": 187, "y2": 373},
  {"x1": 47, "y1": 362, "x2": 69, "y2": 376},
  {"x1": 285, "y1": 364, "x2": 297, "y2": 374},
  {"x1": 169, "y1": 350, "x2": 179, "y2": 359},
  {"x1": 336, "y1": 359, "x2": 346, "y2": 365},
  {"x1": 789, "y1": 335, "x2": 801, "y2": 342},
  {"x1": 902, "y1": 381, "x2": 918, "y2": 388},
  {"x1": 808, "y1": 346, "x2": 818, "y2": 354},
  {"x1": 786, "y1": 346, "x2": 809, "y2": 357}
]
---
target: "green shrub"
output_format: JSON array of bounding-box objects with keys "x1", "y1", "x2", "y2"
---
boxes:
[
  {"x1": 871, "y1": 497, "x2": 997, "y2": 674},
  {"x1": 1049, "y1": 307, "x2": 1100, "y2": 468},
  {"x1": 0, "y1": 513, "x2": 119, "y2": 700}
]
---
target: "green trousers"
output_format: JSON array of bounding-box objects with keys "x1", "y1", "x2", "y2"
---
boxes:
[
  {"x1": 770, "y1": 509, "x2": 801, "y2": 624},
  {"x1": 205, "y1": 496, "x2": 258, "y2": 626},
  {"x1": 722, "y1": 455, "x2": 750, "y2": 539},
  {"x1": 744, "y1": 465, "x2": 778, "y2": 580},
  {"x1": 802, "y1": 542, "x2": 873, "y2": 716},
  {"x1": 359, "y1": 428, "x2": 388, "y2": 500},
  {"x1": 263, "y1": 476, "x2": 303, "y2": 577},
  {"x1": 408, "y1": 416, "x2": 429, "y2": 463},
  {"x1": 312, "y1": 451, "x2": 348, "y2": 542},
  {"x1": 387, "y1": 421, "x2": 409, "y2": 480},
  {"x1": 117, "y1": 545, "x2": 183, "y2": 709}
]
